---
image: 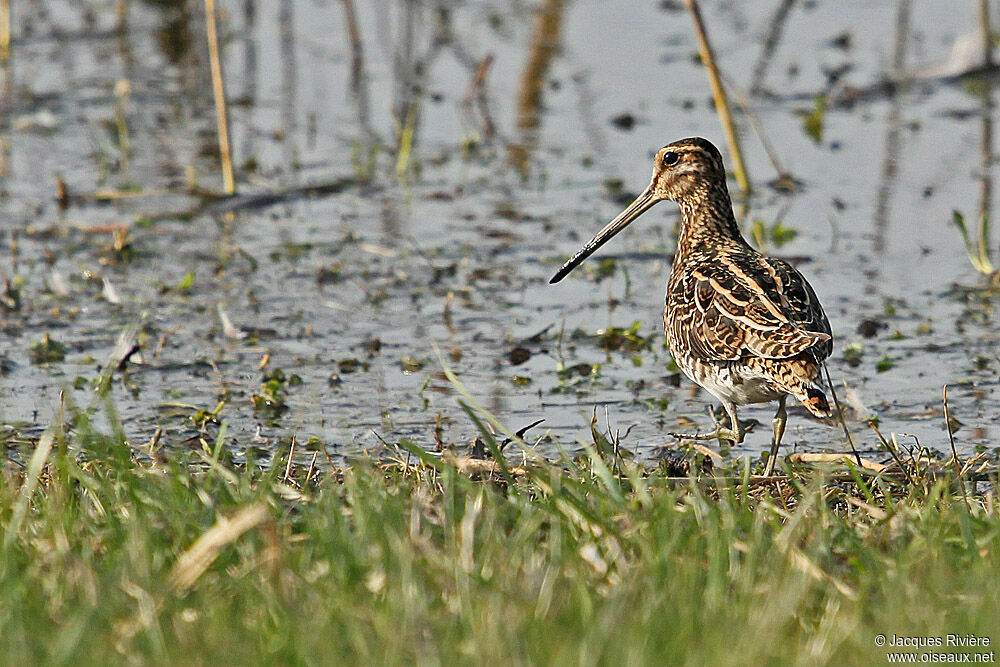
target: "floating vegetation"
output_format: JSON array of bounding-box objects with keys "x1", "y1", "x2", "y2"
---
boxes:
[
  {"x1": 30, "y1": 333, "x2": 67, "y2": 365},
  {"x1": 191, "y1": 400, "x2": 225, "y2": 428},
  {"x1": 251, "y1": 368, "x2": 301, "y2": 418},
  {"x1": 643, "y1": 396, "x2": 670, "y2": 411},
  {"x1": 876, "y1": 354, "x2": 895, "y2": 373},
  {"x1": 801, "y1": 94, "x2": 826, "y2": 144},
  {"x1": 400, "y1": 355, "x2": 427, "y2": 374},
  {"x1": 337, "y1": 358, "x2": 367, "y2": 374},
  {"x1": 595, "y1": 321, "x2": 655, "y2": 353},
  {"x1": 842, "y1": 343, "x2": 863, "y2": 367}
]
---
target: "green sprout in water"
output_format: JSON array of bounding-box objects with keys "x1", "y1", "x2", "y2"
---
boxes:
[
  {"x1": 252, "y1": 369, "x2": 301, "y2": 419},
  {"x1": 951, "y1": 210, "x2": 996, "y2": 276},
  {"x1": 598, "y1": 321, "x2": 653, "y2": 353},
  {"x1": 876, "y1": 355, "x2": 895, "y2": 373},
  {"x1": 802, "y1": 94, "x2": 827, "y2": 144}
]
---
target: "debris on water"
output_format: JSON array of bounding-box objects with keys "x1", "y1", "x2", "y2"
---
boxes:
[
  {"x1": 856, "y1": 319, "x2": 884, "y2": 338},
  {"x1": 12, "y1": 110, "x2": 59, "y2": 133},
  {"x1": 508, "y1": 347, "x2": 531, "y2": 365},
  {"x1": 316, "y1": 265, "x2": 342, "y2": 285},
  {"x1": 338, "y1": 358, "x2": 366, "y2": 374},
  {"x1": 597, "y1": 321, "x2": 654, "y2": 353},
  {"x1": 102, "y1": 278, "x2": 121, "y2": 304},
  {"x1": 48, "y1": 271, "x2": 70, "y2": 297},
  {"x1": 610, "y1": 112, "x2": 637, "y2": 131},
  {"x1": 400, "y1": 356, "x2": 426, "y2": 374},
  {"x1": 217, "y1": 305, "x2": 245, "y2": 340}
]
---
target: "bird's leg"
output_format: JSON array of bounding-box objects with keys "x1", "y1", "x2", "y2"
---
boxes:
[
  {"x1": 669, "y1": 402, "x2": 745, "y2": 443},
  {"x1": 763, "y1": 395, "x2": 788, "y2": 476}
]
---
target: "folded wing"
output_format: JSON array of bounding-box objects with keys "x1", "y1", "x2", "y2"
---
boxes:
[{"x1": 669, "y1": 252, "x2": 832, "y2": 362}]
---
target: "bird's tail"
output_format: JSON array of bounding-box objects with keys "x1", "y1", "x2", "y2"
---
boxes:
[{"x1": 761, "y1": 355, "x2": 832, "y2": 418}]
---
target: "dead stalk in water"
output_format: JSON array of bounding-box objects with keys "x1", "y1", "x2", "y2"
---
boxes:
[
  {"x1": 205, "y1": 0, "x2": 235, "y2": 194},
  {"x1": 0, "y1": 0, "x2": 9, "y2": 64},
  {"x1": 114, "y1": 79, "x2": 132, "y2": 172},
  {"x1": 463, "y1": 54, "x2": 496, "y2": 140},
  {"x1": 942, "y1": 385, "x2": 969, "y2": 505},
  {"x1": 980, "y1": 0, "x2": 994, "y2": 69},
  {"x1": 683, "y1": 0, "x2": 750, "y2": 195}
]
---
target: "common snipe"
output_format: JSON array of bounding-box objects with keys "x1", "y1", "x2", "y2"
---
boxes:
[{"x1": 551, "y1": 137, "x2": 832, "y2": 475}]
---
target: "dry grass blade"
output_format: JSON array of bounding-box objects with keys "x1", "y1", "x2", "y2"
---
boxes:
[
  {"x1": 844, "y1": 495, "x2": 888, "y2": 521},
  {"x1": 786, "y1": 452, "x2": 887, "y2": 473},
  {"x1": 171, "y1": 503, "x2": 270, "y2": 591},
  {"x1": 3, "y1": 430, "x2": 55, "y2": 549},
  {"x1": 446, "y1": 454, "x2": 530, "y2": 479},
  {"x1": 788, "y1": 545, "x2": 857, "y2": 599}
]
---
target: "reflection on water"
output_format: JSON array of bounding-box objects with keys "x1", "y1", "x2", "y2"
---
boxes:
[
  {"x1": 0, "y1": 0, "x2": 996, "y2": 462},
  {"x1": 870, "y1": 0, "x2": 910, "y2": 296},
  {"x1": 509, "y1": 0, "x2": 565, "y2": 175}
]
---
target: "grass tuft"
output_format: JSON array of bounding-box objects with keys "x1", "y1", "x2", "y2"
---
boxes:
[{"x1": 1, "y1": 396, "x2": 999, "y2": 663}]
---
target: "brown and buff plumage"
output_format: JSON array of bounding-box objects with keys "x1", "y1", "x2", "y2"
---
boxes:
[{"x1": 551, "y1": 137, "x2": 832, "y2": 475}]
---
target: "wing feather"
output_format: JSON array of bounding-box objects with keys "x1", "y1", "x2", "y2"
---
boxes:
[{"x1": 668, "y1": 250, "x2": 831, "y2": 363}]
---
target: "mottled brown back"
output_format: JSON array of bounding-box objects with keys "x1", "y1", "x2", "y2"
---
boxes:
[{"x1": 666, "y1": 242, "x2": 832, "y2": 365}]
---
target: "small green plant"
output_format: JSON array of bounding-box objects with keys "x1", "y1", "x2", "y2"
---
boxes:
[
  {"x1": 802, "y1": 94, "x2": 826, "y2": 144},
  {"x1": 876, "y1": 354, "x2": 895, "y2": 373},
  {"x1": 30, "y1": 333, "x2": 67, "y2": 364},
  {"x1": 952, "y1": 210, "x2": 995, "y2": 275},
  {"x1": 842, "y1": 342, "x2": 863, "y2": 367},
  {"x1": 251, "y1": 368, "x2": 301, "y2": 418},
  {"x1": 191, "y1": 400, "x2": 225, "y2": 428},
  {"x1": 597, "y1": 321, "x2": 654, "y2": 353}
]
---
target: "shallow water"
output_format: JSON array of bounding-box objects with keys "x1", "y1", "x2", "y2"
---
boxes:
[{"x1": 1, "y1": 0, "x2": 998, "y2": 462}]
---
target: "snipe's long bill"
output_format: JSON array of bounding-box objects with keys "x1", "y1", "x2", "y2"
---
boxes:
[{"x1": 550, "y1": 137, "x2": 834, "y2": 476}]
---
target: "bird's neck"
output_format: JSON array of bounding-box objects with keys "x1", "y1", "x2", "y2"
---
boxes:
[{"x1": 674, "y1": 180, "x2": 746, "y2": 262}]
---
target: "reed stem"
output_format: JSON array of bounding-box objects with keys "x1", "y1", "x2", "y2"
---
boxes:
[
  {"x1": 683, "y1": 0, "x2": 750, "y2": 196},
  {"x1": 205, "y1": 0, "x2": 235, "y2": 195},
  {"x1": 0, "y1": 0, "x2": 9, "y2": 64}
]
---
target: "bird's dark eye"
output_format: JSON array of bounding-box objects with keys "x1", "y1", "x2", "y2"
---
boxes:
[{"x1": 662, "y1": 151, "x2": 680, "y2": 167}]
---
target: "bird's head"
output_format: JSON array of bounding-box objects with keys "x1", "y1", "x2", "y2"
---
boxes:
[{"x1": 550, "y1": 137, "x2": 727, "y2": 284}]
